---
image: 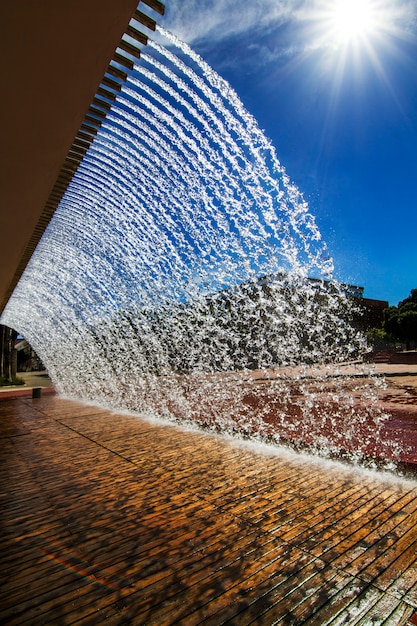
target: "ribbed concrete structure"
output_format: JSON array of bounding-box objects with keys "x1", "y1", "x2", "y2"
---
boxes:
[{"x1": 0, "y1": 0, "x2": 164, "y2": 314}]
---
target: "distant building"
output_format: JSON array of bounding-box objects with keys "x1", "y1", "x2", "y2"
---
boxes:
[
  {"x1": 352, "y1": 297, "x2": 389, "y2": 331},
  {"x1": 305, "y1": 278, "x2": 387, "y2": 331},
  {"x1": 340, "y1": 283, "x2": 364, "y2": 299},
  {"x1": 15, "y1": 338, "x2": 44, "y2": 372}
]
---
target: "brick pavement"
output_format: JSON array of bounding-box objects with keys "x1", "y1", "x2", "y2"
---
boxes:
[{"x1": 1, "y1": 394, "x2": 417, "y2": 624}]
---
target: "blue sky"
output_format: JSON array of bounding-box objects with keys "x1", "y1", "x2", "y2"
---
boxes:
[{"x1": 162, "y1": 0, "x2": 417, "y2": 306}]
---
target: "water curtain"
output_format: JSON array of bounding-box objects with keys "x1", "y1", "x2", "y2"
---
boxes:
[{"x1": 1, "y1": 29, "x2": 397, "y2": 467}]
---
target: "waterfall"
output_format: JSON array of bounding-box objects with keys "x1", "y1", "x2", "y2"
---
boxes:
[{"x1": 1, "y1": 28, "x2": 399, "y2": 469}]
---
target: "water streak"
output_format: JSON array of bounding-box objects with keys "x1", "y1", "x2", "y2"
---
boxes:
[{"x1": 1, "y1": 29, "x2": 400, "y2": 469}]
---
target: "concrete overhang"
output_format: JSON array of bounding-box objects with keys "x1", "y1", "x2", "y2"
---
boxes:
[{"x1": 0, "y1": 0, "x2": 163, "y2": 314}]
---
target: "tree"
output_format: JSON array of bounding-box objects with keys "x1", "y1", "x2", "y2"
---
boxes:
[
  {"x1": 0, "y1": 324, "x2": 18, "y2": 382},
  {"x1": 366, "y1": 327, "x2": 396, "y2": 350},
  {"x1": 383, "y1": 289, "x2": 417, "y2": 350}
]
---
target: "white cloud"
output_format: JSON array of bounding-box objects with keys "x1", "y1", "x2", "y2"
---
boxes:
[
  {"x1": 162, "y1": 0, "x2": 417, "y2": 53},
  {"x1": 162, "y1": 0, "x2": 297, "y2": 46},
  {"x1": 155, "y1": 0, "x2": 417, "y2": 81}
]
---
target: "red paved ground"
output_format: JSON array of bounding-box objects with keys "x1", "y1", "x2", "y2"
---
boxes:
[{"x1": 2, "y1": 364, "x2": 416, "y2": 471}]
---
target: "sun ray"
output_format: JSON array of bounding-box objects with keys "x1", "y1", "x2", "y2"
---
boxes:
[{"x1": 300, "y1": 0, "x2": 416, "y2": 108}]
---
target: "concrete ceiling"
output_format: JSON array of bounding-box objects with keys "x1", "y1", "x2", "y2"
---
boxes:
[{"x1": 0, "y1": 0, "x2": 158, "y2": 314}]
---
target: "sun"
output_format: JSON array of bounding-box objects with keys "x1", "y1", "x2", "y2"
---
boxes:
[
  {"x1": 301, "y1": 0, "x2": 414, "y2": 112},
  {"x1": 305, "y1": 0, "x2": 413, "y2": 55},
  {"x1": 330, "y1": 0, "x2": 376, "y2": 43}
]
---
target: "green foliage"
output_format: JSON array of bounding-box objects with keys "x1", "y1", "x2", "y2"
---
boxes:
[
  {"x1": 0, "y1": 375, "x2": 24, "y2": 387},
  {"x1": 399, "y1": 288, "x2": 417, "y2": 307},
  {"x1": 366, "y1": 327, "x2": 396, "y2": 350},
  {"x1": 382, "y1": 289, "x2": 417, "y2": 348}
]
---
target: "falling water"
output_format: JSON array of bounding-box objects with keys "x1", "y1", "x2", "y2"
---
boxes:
[{"x1": 1, "y1": 28, "x2": 401, "y2": 469}]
